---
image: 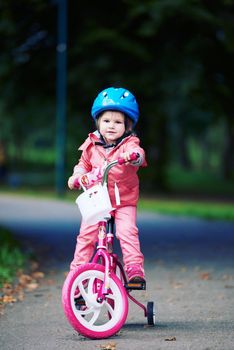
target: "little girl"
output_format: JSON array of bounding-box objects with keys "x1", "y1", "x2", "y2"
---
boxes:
[{"x1": 68, "y1": 87, "x2": 147, "y2": 284}]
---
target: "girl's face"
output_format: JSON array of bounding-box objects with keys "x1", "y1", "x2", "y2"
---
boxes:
[{"x1": 98, "y1": 111, "x2": 125, "y2": 144}]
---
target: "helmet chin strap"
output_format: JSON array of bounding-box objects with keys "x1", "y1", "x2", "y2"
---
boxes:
[
  {"x1": 94, "y1": 134, "x2": 116, "y2": 148},
  {"x1": 103, "y1": 143, "x2": 116, "y2": 149},
  {"x1": 95, "y1": 131, "x2": 134, "y2": 149}
]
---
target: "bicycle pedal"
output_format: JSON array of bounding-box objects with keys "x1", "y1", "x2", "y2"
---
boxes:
[{"x1": 125, "y1": 281, "x2": 146, "y2": 290}]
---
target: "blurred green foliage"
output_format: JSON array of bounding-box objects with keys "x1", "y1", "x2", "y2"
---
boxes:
[
  {"x1": 0, "y1": 227, "x2": 25, "y2": 288},
  {"x1": 0, "y1": 0, "x2": 234, "y2": 195}
]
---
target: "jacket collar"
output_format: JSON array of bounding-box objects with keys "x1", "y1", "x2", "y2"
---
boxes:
[
  {"x1": 79, "y1": 130, "x2": 134, "y2": 152},
  {"x1": 89, "y1": 130, "x2": 134, "y2": 148}
]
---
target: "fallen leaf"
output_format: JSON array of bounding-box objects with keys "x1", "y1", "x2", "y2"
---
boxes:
[
  {"x1": 31, "y1": 271, "x2": 45, "y2": 280},
  {"x1": 199, "y1": 272, "x2": 212, "y2": 281},
  {"x1": 14, "y1": 284, "x2": 24, "y2": 294},
  {"x1": 171, "y1": 282, "x2": 183, "y2": 289},
  {"x1": 18, "y1": 274, "x2": 32, "y2": 286},
  {"x1": 165, "y1": 336, "x2": 176, "y2": 341},
  {"x1": 2, "y1": 283, "x2": 14, "y2": 296},
  {"x1": 26, "y1": 282, "x2": 39, "y2": 292},
  {"x1": 1, "y1": 295, "x2": 17, "y2": 304},
  {"x1": 98, "y1": 342, "x2": 117, "y2": 350},
  {"x1": 0, "y1": 260, "x2": 46, "y2": 314}
]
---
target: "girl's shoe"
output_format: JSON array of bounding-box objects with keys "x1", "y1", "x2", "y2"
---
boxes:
[
  {"x1": 126, "y1": 264, "x2": 146, "y2": 288},
  {"x1": 129, "y1": 275, "x2": 145, "y2": 284}
]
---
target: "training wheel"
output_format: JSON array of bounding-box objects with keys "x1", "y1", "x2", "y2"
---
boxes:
[{"x1": 147, "y1": 301, "x2": 156, "y2": 326}]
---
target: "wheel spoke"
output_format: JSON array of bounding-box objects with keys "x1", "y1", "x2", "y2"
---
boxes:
[
  {"x1": 87, "y1": 276, "x2": 96, "y2": 295},
  {"x1": 78, "y1": 306, "x2": 94, "y2": 316},
  {"x1": 88, "y1": 308, "x2": 101, "y2": 326},
  {"x1": 77, "y1": 299, "x2": 102, "y2": 326},
  {"x1": 105, "y1": 301, "x2": 114, "y2": 316},
  {"x1": 79, "y1": 278, "x2": 96, "y2": 305}
]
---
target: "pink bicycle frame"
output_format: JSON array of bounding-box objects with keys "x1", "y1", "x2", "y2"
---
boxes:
[
  {"x1": 92, "y1": 221, "x2": 112, "y2": 296},
  {"x1": 91, "y1": 219, "x2": 146, "y2": 316}
]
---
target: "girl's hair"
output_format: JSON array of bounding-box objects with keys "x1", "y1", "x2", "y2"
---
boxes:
[{"x1": 125, "y1": 116, "x2": 134, "y2": 132}]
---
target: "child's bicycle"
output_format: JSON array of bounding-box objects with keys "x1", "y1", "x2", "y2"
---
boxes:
[{"x1": 62, "y1": 153, "x2": 156, "y2": 339}]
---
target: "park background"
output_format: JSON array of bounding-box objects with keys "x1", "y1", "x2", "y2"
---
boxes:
[
  {"x1": 0, "y1": 0, "x2": 234, "y2": 317},
  {"x1": 0, "y1": 0, "x2": 234, "y2": 201}
]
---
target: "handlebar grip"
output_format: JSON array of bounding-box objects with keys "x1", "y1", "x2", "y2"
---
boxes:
[{"x1": 118, "y1": 152, "x2": 139, "y2": 165}]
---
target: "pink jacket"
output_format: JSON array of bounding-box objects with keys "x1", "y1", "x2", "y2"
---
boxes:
[{"x1": 73, "y1": 132, "x2": 147, "y2": 208}]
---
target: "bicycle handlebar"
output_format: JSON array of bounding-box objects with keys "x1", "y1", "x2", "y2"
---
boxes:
[
  {"x1": 102, "y1": 152, "x2": 139, "y2": 185},
  {"x1": 117, "y1": 152, "x2": 139, "y2": 165},
  {"x1": 76, "y1": 152, "x2": 140, "y2": 189}
]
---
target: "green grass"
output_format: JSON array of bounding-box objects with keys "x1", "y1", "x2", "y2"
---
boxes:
[
  {"x1": 0, "y1": 227, "x2": 25, "y2": 288},
  {"x1": 167, "y1": 165, "x2": 234, "y2": 196},
  {"x1": 138, "y1": 198, "x2": 234, "y2": 221}
]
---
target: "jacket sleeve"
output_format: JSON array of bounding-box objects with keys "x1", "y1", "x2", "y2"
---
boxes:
[
  {"x1": 124, "y1": 136, "x2": 147, "y2": 167},
  {"x1": 72, "y1": 139, "x2": 93, "y2": 175}
]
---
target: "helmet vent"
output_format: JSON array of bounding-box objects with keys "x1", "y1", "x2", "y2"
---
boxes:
[
  {"x1": 103, "y1": 91, "x2": 108, "y2": 97},
  {"x1": 121, "y1": 91, "x2": 129, "y2": 99}
]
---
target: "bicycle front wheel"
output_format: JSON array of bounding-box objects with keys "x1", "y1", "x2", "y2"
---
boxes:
[{"x1": 62, "y1": 263, "x2": 128, "y2": 339}]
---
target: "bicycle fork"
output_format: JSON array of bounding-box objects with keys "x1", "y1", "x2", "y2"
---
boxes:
[{"x1": 92, "y1": 220, "x2": 114, "y2": 302}]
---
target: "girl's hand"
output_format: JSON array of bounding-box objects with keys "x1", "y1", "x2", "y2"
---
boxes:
[
  {"x1": 68, "y1": 167, "x2": 103, "y2": 190},
  {"x1": 68, "y1": 175, "x2": 81, "y2": 189},
  {"x1": 118, "y1": 151, "x2": 141, "y2": 166},
  {"x1": 79, "y1": 167, "x2": 103, "y2": 188},
  {"x1": 119, "y1": 151, "x2": 132, "y2": 164}
]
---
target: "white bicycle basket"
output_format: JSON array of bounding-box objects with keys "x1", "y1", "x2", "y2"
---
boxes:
[{"x1": 76, "y1": 183, "x2": 113, "y2": 225}]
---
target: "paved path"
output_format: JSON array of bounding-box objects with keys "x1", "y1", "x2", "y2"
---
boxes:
[{"x1": 0, "y1": 194, "x2": 234, "y2": 350}]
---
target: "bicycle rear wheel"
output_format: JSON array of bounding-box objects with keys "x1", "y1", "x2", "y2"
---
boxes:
[{"x1": 62, "y1": 263, "x2": 128, "y2": 339}]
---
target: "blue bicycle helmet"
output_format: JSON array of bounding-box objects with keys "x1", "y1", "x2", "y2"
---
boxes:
[{"x1": 91, "y1": 87, "x2": 139, "y2": 125}]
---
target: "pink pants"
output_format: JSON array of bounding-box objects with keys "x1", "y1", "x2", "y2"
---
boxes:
[{"x1": 70, "y1": 205, "x2": 144, "y2": 275}]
